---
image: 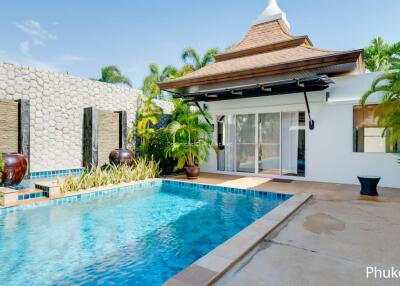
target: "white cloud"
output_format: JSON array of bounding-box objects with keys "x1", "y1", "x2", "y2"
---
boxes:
[
  {"x1": 33, "y1": 39, "x2": 46, "y2": 47},
  {"x1": 15, "y1": 20, "x2": 56, "y2": 45},
  {"x1": 19, "y1": 53, "x2": 87, "y2": 72},
  {"x1": 59, "y1": 54, "x2": 87, "y2": 65},
  {"x1": 19, "y1": 41, "x2": 30, "y2": 55}
]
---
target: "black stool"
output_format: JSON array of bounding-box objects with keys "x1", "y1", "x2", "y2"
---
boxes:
[{"x1": 357, "y1": 176, "x2": 381, "y2": 196}]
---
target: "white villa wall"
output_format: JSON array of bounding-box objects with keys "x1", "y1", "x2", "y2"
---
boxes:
[
  {"x1": 202, "y1": 72, "x2": 400, "y2": 188},
  {"x1": 0, "y1": 61, "x2": 141, "y2": 172}
]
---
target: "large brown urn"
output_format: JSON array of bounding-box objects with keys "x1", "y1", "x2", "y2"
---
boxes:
[
  {"x1": 185, "y1": 165, "x2": 200, "y2": 179},
  {"x1": 1, "y1": 153, "x2": 28, "y2": 187},
  {"x1": 109, "y1": 149, "x2": 134, "y2": 166}
]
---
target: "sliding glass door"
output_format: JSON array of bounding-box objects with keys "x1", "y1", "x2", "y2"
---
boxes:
[
  {"x1": 258, "y1": 113, "x2": 281, "y2": 175},
  {"x1": 236, "y1": 114, "x2": 256, "y2": 173},
  {"x1": 281, "y1": 112, "x2": 305, "y2": 176},
  {"x1": 216, "y1": 111, "x2": 305, "y2": 177}
]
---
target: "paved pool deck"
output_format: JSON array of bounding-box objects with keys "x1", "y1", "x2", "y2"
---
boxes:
[{"x1": 168, "y1": 173, "x2": 400, "y2": 286}]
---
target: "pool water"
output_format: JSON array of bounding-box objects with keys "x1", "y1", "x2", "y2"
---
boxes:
[{"x1": 0, "y1": 180, "x2": 289, "y2": 285}]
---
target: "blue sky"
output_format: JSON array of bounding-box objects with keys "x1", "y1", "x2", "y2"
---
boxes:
[{"x1": 0, "y1": 0, "x2": 399, "y2": 88}]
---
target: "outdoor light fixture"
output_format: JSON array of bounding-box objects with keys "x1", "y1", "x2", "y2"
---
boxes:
[
  {"x1": 326, "y1": 92, "x2": 330, "y2": 101},
  {"x1": 206, "y1": 94, "x2": 218, "y2": 98},
  {"x1": 261, "y1": 86, "x2": 272, "y2": 92}
]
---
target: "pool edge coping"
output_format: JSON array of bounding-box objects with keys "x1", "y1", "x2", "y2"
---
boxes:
[{"x1": 163, "y1": 191, "x2": 312, "y2": 286}]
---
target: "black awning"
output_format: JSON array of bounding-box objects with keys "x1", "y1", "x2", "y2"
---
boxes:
[{"x1": 172, "y1": 75, "x2": 334, "y2": 102}]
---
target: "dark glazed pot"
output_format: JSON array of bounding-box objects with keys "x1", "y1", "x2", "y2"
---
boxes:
[
  {"x1": 185, "y1": 165, "x2": 200, "y2": 179},
  {"x1": 1, "y1": 153, "x2": 28, "y2": 187},
  {"x1": 109, "y1": 149, "x2": 134, "y2": 166}
]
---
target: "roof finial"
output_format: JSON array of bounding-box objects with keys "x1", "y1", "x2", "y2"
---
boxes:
[{"x1": 253, "y1": 0, "x2": 290, "y2": 29}]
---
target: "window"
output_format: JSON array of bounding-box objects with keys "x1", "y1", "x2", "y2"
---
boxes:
[{"x1": 353, "y1": 105, "x2": 398, "y2": 153}]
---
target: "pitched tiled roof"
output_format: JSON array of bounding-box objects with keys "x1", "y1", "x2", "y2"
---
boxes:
[
  {"x1": 220, "y1": 20, "x2": 297, "y2": 55},
  {"x1": 159, "y1": 19, "x2": 364, "y2": 90}
]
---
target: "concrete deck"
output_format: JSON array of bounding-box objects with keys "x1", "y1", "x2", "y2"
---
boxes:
[{"x1": 169, "y1": 173, "x2": 400, "y2": 286}]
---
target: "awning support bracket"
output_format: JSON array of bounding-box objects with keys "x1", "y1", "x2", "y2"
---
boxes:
[
  {"x1": 303, "y1": 91, "x2": 315, "y2": 130},
  {"x1": 194, "y1": 102, "x2": 213, "y2": 126}
]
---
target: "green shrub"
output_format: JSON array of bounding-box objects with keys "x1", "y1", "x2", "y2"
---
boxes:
[
  {"x1": 148, "y1": 130, "x2": 177, "y2": 175},
  {"x1": 0, "y1": 154, "x2": 5, "y2": 185},
  {"x1": 59, "y1": 158, "x2": 160, "y2": 194}
]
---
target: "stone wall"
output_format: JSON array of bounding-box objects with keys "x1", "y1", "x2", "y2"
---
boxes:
[
  {"x1": 0, "y1": 61, "x2": 141, "y2": 172},
  {"x1": 98, "y1": 111, "x2": 120, "y2": 166},
  {"x1": 0, "y1": 99, "x2": 19, "y2": 153}
]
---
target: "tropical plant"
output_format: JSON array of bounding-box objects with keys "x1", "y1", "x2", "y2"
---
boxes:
[
  {"x1": 165, "y1": 99, "x2": 215, "y2": 169},
  {"x1": 364, "y1": 37, "x2": 400, "y2": 72},
  {"x1": 0, "y1": 154, "x2": 5, "y2": 184},
  {"x1": 361, "y1": 63, "x2": 400, "y2": 159},
  {"x1": 142, "y1": 64, "x2": 181, "y2": 98},
  {"x1": 135, "y1": 93, "x2": 162, "y2": 154},
  {"x1": 148, "y1": 129, "x2": 177, "y2": 174},
  {"x1": 96, "y1": 65, "x2": 132, "y2": 87},
  {"x1": 181, "y1": 47, "x2": 219, "y2": 72},
  {"x1": 59, "y1": 158, "x2": 160, "y2": 193}
]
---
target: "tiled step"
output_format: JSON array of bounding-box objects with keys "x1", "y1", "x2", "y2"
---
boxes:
[{"x1": 18, "y1": 189, "x2": 46, "y2": 201}]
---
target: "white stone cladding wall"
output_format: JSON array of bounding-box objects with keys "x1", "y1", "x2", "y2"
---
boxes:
[
  {"x1": 0, "y1": 61, "x2": 141, "y2": 172},
  {"x1": 153, "y1": 99, "x2": 174, "y2": 114}
]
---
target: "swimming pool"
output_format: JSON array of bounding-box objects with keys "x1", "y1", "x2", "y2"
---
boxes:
[{"x1": 0, "y1": 180, "x2": 290, "y2": 285}]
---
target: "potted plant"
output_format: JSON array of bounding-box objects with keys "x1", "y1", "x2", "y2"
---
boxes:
[
  {"x1": 0, "y1": 154, "x2": 5, "y2": 185},
  {"x1": 165, "y1": 99, "x2": 215, "y2": 179}
]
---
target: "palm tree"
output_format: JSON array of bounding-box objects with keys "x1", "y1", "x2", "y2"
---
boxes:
[
  {"x1": 181, "y1": 47, "x2": 219, "y2": 72},
  {"x1": 165, "y1": 99, "x2": 215, "y2": 169},
  {"x1": 364, "y1": 37, "x2": 400, "y2": 72},
  {"x1": 97, "y1": 65, "x2": 132, "y2": 87},
  {"x1": 136, "y1": 93, "x2": 162, "y2": 151},
  {"x1": 361, "y1": 63, "x2": 400, "y2": 155},
  {"x1": 142, "y1": 64, "x2": 182, "y2": 98}
]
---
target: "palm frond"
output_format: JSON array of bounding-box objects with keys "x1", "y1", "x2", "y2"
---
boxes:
[
  {"x1": 182, "y1": 47, "x2": 201, "y2": 69},
  {"x1": 201, "y1": 48, "x2": 218, "y2": 67},
  {"x1": 98, "y1": 65, "x2": 132, "y2": 87}
]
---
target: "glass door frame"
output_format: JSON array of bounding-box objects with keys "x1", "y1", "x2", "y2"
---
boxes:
[
  {"x1": 253, "y1": 110, "x2": 305, "y2": 177},
  {"x1": 255, "y1": 113, "x2": 283, "y2": 176}
]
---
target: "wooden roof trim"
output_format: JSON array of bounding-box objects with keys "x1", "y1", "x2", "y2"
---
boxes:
[
  {"x1": 158, "y1": 50, "x2": 363, "y2": 89},
  {"x1": 215, "y1": 36, "x2": 312, "y2": 62},
  {"x1": 276, "y1": 19, "x2": 293, "y2": 38}
]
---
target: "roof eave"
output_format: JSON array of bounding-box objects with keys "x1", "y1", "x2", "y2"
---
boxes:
[{"x1": 158, "y1": 50, "x2": 363, "y2": 90}]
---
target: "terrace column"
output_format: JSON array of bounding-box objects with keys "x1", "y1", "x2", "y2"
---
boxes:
[
  {"x1": 17, "y1": 99, "x2": 30, "y2": 177},
  {"x1": 83, "y1": 107, "x2": 99, "y2": 168},
  {"x1": 117, "y1": 110, "x2": 127, "y2": 149}
]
